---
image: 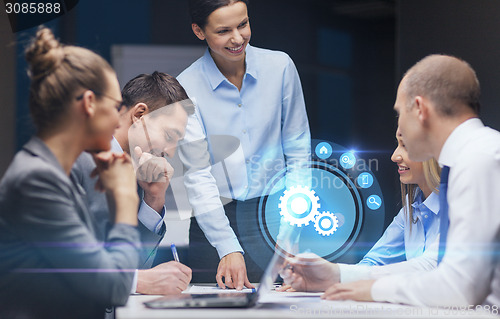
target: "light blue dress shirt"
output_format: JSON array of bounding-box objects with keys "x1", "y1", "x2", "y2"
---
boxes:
[
  {"x1": 178, "y1": 44, "x2": 311, "y2": 200},
  {"x1": 359, "y1": 189, "x2": 440, "y2": 266},
  {"x1": 176, "y1": 45, "x2": 311, "y2": 258}
]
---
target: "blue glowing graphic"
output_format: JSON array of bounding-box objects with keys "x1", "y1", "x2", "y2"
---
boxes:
[
  {"x1": 278, "y1": 186, "x2": 320, "y2": 227},
  {"x1": 357, "y1": 172, "x2": 374, "y2": 188},
  {"x1": 258, "y1": 162, "x2": 363, "y2": 260},
  {"x1": 339, "y1": 152, "x2": 356, "y2": 169},
  {"x1": 314, "y1": 211, "x2": 339, "y2": 236},
  {"x1": 315, "y1": 142, "x2": 333, "y2": 159},
  {"x1": 367, "y1": 195, "x2": 382, "y2": 210},
  {"x1": 247, "y1": 139, "x2": 386, "y2": 268}
]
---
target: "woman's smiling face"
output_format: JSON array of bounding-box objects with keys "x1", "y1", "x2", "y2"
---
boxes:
[
  {"x1": 391, "y1": 129, "x2": 426, "y2": 186},
  {"x1": 193, "y1": 1, "x2": 251, "y2": 66}
]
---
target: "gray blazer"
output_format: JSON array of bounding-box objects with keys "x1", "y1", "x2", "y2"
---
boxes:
[
  {"x1": 0, "y1": 137, "x2": 140, "y2": 319},
  {"x1": 72, "y1": 140, "x2": 166, "y2": 269}
]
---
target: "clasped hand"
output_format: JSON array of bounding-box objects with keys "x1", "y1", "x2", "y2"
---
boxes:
[
  {"x1": 91, "y1": 151, "x2": 139, "y2": 225},
  {"x1": 133, "y1": 146, "x2": 174, "y2": 213}
]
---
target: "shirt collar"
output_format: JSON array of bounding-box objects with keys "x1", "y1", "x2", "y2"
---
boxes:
[
  {"x1": 111, "y1": 136, "x2": 123, "y2": 153},
  {"x1": 244, "y1": 44, "x2": 258, "y2": 80},
  {"x1": 422, "y1": 191, "x2": 440, "y2": 215},
  {"x1": 202, "y1": 44, "x2": 257, "y2": 91},
  {"x1": 411, "y1": 188, "x2": 440, "y2": 216},
  {"x1": 439, "y1": 118, "x2": 483, "y2": 168}
]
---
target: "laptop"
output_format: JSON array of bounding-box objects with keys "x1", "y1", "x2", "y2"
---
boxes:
[{"x1": 144, "y1": 247, "x2": 287, "y2": 309}]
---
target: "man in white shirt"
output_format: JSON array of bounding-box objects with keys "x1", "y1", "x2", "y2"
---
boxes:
[
  {"x1": 73, "y1": 72, "x2": 193, "y2": 295},
  {"x1": 283, "y1": 54, "x2": 500, "y2": 307}
]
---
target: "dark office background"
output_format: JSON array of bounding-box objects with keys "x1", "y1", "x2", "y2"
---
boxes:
[{"x1": 1, "y1": 0, "x2": 500, "y2": 262}]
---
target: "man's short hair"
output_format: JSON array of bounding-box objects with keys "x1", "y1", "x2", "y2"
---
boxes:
[
  {"x1": 402, "y1": 54, "x2": 481, "y2": 116},
  {"x1": 122, "y1": 71, "x2": 195, "y2": 115}
]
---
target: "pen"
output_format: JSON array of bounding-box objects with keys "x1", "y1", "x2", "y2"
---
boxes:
[{"x1": 170, "y1": 243, "x2": 180, "y2": 262}]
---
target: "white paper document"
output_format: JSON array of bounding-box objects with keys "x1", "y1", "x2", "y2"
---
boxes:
[{"x1": 185, "y1": 285, "x2": 256, "y2": 294}]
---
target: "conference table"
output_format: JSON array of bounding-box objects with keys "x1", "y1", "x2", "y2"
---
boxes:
[{"x1": 116, "y1": 286, "x2": 498, "y2": 319}]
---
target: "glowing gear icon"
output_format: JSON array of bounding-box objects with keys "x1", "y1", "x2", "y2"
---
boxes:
[
  {"x1": 278, "y1": 186, "x2": 320, "y2": 227},
  {"x1": 314, "y1": 211, "x2": 339, "y2": 236}
]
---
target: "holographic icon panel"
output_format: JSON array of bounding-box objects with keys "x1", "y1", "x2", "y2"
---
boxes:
[{"x1": 255, "y1": 140, "x2": 386, "y2": 265}]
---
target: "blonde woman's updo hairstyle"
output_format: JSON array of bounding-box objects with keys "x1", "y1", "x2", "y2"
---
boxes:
[{"x1": 25, "y1": 27, "x2": 114, "y2": 134}]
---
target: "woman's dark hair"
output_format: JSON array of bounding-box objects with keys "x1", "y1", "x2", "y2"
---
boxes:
[
  {"x1": 121, "y1": 71, "x2": 194, "y2": 115},
  {"x1": 25, "y1": 27, "x2": 114, "y2": 134},
  {"x1": 188, "y1": 0, "x2": 249, "y2": 29}
]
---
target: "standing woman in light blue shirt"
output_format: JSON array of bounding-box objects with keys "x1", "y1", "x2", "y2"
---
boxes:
[{"x1": 178, "y1": 0, "x2": 311, "y2": 285}]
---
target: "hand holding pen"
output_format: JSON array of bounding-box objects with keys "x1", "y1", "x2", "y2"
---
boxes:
[{"x1": 135, "y1": 244, "x2": 192, "y2": 294}]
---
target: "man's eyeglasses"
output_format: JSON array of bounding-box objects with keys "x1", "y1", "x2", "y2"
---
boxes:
[{"x1": 76, "y1": 90, "x2": 127, "y2": 112}]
